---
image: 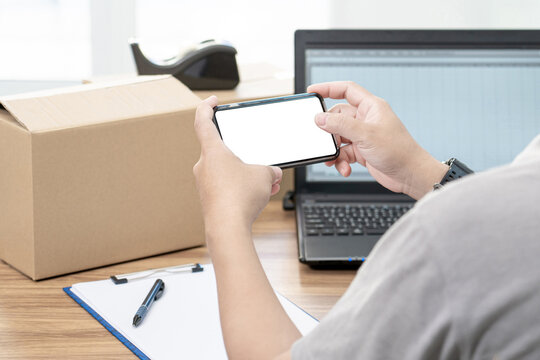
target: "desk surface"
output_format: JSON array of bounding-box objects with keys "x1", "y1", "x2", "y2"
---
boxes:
[{"x1": 0, "y1": 200, "x2": 357, "y2": 359}]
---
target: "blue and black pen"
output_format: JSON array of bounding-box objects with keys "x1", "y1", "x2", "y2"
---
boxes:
[{"x1": 133, "y1": 279, "x2": 165, "y2": 327}]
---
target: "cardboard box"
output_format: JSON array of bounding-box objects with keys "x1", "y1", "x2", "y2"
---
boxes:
[
  {"x1": 0, "y1": 76, "x2": 204, "y2": 280},
  {"x1": 85, "y1": 64, "x2": 296, "y2": 200}
]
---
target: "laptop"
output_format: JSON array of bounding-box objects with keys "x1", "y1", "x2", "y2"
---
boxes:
[{"x1": 294, "y1": 30, "x2": 540, "y2": 266}]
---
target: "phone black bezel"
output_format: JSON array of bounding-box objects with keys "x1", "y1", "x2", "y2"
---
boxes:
[{"x1": 212, "y1": 92, "x2": 340, "y2": 169}]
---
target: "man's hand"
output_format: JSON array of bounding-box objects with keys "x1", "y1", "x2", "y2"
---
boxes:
[
  {"x1": 193, "y1": 96, "x2": 282, "y2": 235},
  {"x1": 308, "y1": 81, "x2": 448, "y2": 200},
  {"x1": 192, "y1": 96, "x2": 299, "y2": 360}
]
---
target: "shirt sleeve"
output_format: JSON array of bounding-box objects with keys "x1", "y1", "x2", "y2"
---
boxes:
[
  {"x1": 291, "y1": 212, "x2": 458, "y2": 360},
  {"x1": 512, "y1": 134, "x2": 540, "y2": 165}
]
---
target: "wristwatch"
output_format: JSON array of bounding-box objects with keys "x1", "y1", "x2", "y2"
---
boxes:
[{"x1": 433, "y1": 158, "x2": 474, "y2": 190}]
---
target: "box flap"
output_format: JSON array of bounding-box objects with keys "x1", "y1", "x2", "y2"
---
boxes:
[{"x1": 0, "y1": 75, "x2": 201, "y2": 132}]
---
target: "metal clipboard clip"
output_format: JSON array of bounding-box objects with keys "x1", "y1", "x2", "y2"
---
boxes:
[{"x1": 110, "y1": 263, "x2": 204, "y2": 285}]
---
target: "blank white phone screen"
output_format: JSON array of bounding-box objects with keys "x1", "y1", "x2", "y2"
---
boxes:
[{"x1": 214, "y1": 96, "x2": 336, "y2": 166}]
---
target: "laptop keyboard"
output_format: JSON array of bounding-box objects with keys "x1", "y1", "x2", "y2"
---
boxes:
[{"x1": 302, "y1": 203, "x2": 413, "y2": 237}]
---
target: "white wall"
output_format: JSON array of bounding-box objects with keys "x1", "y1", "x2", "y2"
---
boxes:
[
  {"x1": 1, "y1": 0, "x2": 539, "y2": 80},
  {"x1": 328, "y1": 0, "x2": 540, "y2": 29},
  {"x1": 125, "y1": 0, "x2": 540, "y2": 74},
  {"x1": 90, "y1": 0, "x2": 136, "y2": 76},
  {"x1": 0, "y1": 0, "x2": 91, "y2": 80},
  {"x1": 135, "y1": 0, "x2": 332, "y2": 73}
]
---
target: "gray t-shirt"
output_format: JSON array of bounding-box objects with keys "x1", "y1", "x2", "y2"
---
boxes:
[{"x1": 292, "y1": 135, "x2": 540, "y2": 360}]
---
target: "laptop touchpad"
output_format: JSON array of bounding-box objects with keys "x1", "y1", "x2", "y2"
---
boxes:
[{"x1": 305, "y1": 236, "x2": 379, "y2": 259}]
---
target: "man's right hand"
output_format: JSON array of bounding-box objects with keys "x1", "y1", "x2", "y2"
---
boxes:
[{"x1": 308, "y1": 81, "x2": 448, "y2": 200}]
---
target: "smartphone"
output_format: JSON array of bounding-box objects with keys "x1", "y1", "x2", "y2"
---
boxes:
[{"x1": 212, "y1": 93, "x2": 339, "y2": 168}]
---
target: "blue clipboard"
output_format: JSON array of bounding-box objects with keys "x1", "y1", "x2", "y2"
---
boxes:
[
  {"x1": 64, "y1": 287, "x2": 150, "y2": 360},
  {"x1": 63, "y1": 263, "x2": 318, "y2": 359}
]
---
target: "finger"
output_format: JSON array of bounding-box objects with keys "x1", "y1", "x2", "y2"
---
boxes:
[
  {"x1": 335, "y1": 144, "x2": 356, "y2": 173},
  {"x1": 332, "y1": 144, "x2": 366, "y2": 176},
  {"x1": 307, "y1": 81, "x2": 374, "y2": 107},
  {"x1": 327, "y1": 103, "x2": 357, "y2": 118},
  {"x1": 194, "y1": 96, "x2": 221, "y2": 150},
  {"x1": 340, "y1": 137, "x2": 353, "y2": 145},
  {"x1": 321, "y1": 132, "x2": 352, "y2": 146},
  {"x1": 271, "y1": 183, "x2": 281, "y2": 196},
  {"x1": 336, "y1": 160, "x2": 352, "y2": 177},
  {"x1": 252, "y1": 165, "x2": 282, "y2": 189},
  {"x1": 325, "y1": 160, "x2": 336, "y2": 167},
  {"x1": 335, "y1": 135, "x2": 342, "y2": 148},
  {"x1": 270, "y1": 166, "x2": 283, "y2": 185},
  {"x1": 268, "y1": 166, "x2": 282, "y2": 196},
  {"x1": 334, "y1": 134, "x2": 353, "y2": 145},
  {"x1": 339, "y1": 143, "x2": 367, "y2": 167},
  {"x1": 315, "y1": 112, "x2": 363, "y2": 142},
  {"x1": 337, "y1": 144, "x2": 356, "y2": 163}
]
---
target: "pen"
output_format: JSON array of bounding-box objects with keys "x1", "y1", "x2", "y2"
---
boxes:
[{"x1": 133, "y1": 279, "x2": 165, "y2": 327}]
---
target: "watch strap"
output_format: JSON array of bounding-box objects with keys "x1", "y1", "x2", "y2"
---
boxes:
[{"x1": 439, "y1": 158, "x2": 474, "y2": 186}]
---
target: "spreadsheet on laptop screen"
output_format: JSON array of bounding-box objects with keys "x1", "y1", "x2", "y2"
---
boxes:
[{"x1": 305, "y1": 49, "x2": 540, "y2": 182}]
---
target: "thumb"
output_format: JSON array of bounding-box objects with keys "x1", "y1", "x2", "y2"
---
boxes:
[{"x1": 315, "y1": 112, "x2": 363, "y2": 142}]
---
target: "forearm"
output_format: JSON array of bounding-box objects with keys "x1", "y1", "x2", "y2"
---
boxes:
[{"x1": 206, "y1": 220, "x2": 301, "y2": 360}]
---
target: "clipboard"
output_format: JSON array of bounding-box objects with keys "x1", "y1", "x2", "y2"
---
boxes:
[{"x1": 65, "y1": 263, "x2": 319, "y2": 359}]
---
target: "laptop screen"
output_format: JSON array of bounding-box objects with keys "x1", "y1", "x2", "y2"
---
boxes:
[{"x1": 303, "y1": 47, "x2": 540, "y2": 183}]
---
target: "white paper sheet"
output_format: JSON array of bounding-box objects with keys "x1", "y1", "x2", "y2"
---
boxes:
[{"x1": 71, "y1": 264, "x2": 318, "y2": 359}]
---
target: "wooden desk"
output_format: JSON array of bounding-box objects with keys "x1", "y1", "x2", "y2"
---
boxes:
[{"x1": 0, "y1": 200, "x2": 357, "y2": 359}]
